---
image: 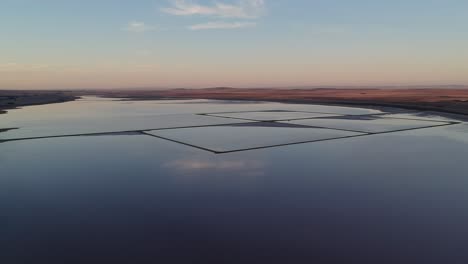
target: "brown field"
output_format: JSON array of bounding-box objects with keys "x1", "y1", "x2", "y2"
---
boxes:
[
  {"x1": 89, "y1": 88, "x2": 468, "y2": 116},
  {"x1": 2, "y1": 88, "x2": 468, "y2": 116}
]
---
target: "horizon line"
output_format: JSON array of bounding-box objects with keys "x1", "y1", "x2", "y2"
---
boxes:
[{"x1": 2, "y1": 84, "x2": 468, "y2": 91}]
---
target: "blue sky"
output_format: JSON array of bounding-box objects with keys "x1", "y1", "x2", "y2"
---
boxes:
[{"x1": 1, "y1": 0, "x2": 467, "y2": 89}]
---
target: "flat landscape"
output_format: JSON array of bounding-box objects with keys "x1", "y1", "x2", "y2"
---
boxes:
[
  {"x1": 0, "y1": 90, "x2": 77, "y2": 114},
  {"x1": 86, "y1": 87, "x2": 468, "y2": 116},
  {"x1": 3, "y1": 1, "x2": 468, "y2": 262},
  {"x1": 3, "y1": 87, "x2": 468, "y2": 117},
  {"x1": 1, "y1": 96, "x2": 468, "y2": 263}
]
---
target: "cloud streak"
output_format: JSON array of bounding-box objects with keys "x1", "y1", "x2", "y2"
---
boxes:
[
  {"x1": 0, "y1": 63, "x2": 51, "y2": 72},
  {"x1": 122, "y1": 21, "x2": 157, "y2": 33},
  {"x1": 162, "y1": 0, "x2": 265, "y2": 19},
  {"x1": 189, "y1": 21, "x2": 256, "y2": 30}
]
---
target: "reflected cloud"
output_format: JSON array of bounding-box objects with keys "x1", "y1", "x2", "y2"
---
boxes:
[{"x1": 164, "y1": 157, "x2": 266, "y2": 175}]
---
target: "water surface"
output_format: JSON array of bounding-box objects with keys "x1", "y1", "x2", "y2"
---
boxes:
[{"x1": 1, "y1": 97, "x2": 468, "y2": 263}]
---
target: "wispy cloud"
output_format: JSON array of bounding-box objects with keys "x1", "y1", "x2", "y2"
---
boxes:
[
  {"x1": 162, "y1": 0, "x2": 265, "y2": 19},
  {"x1": 0, "y1": 63, "x2": 51, "y2": 72},
  {"x1": 310, "y1": 25, "x2": 348, "y2": 35},
  {"x1": 189, "y1": 21, "x2": 256, "y2": 30},
  {"x1": 122, "y1": 21, "x2": 157, "y2": 33}
]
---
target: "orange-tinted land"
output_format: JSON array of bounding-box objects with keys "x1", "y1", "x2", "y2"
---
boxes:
[
  {"x1": 91, "y1": 88, "x2": 468, "y2": 116},
  {"x1": 2, "y1": 88, "x2": 468, "y2": 116}
]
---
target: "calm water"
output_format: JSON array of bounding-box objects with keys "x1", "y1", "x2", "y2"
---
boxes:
[{"x1": 1, "y1": 97, "x2": 468, "y2": 263}]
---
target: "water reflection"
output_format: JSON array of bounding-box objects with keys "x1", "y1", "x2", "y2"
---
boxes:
[
  {"x1": 164, "y1": 157, "x2": 266, "y2": 176},
  {"x1": 1, "y1": 98, "x2": 468, "y2": 263}
]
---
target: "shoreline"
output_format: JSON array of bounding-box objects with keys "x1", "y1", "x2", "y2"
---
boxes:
[
  {"x1": 230, "y1": 98, "x2": 468, "y2": 121},
  {"x1": 91, "y1": 87, "x2": 468, "y2": 121},
  {"x1": 151, "y1": 97, "x2": 468, "y2": 121},
  {"x1": 0, "y1": 91, "x2": 78, "y2": 114},
  {"x1": 2, "y1": 88, "x2": 468, "y2": 121}
]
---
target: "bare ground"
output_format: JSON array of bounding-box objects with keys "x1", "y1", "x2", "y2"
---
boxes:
[
  {"x1": 2, "y1": 88, "x2": 468, "y2": 117},
  {"x1": 83, "y1": 88, "x2": 468, "y2": 116}
]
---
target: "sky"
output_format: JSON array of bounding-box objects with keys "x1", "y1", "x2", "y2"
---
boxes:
[{"x1": 1, "y1": 0, "x2": 468, "y2": 89}]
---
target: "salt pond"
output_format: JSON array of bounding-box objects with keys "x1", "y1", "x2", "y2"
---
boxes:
[{"x1": 1, "y1": 97, "x2": 468, "y2": 263}]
